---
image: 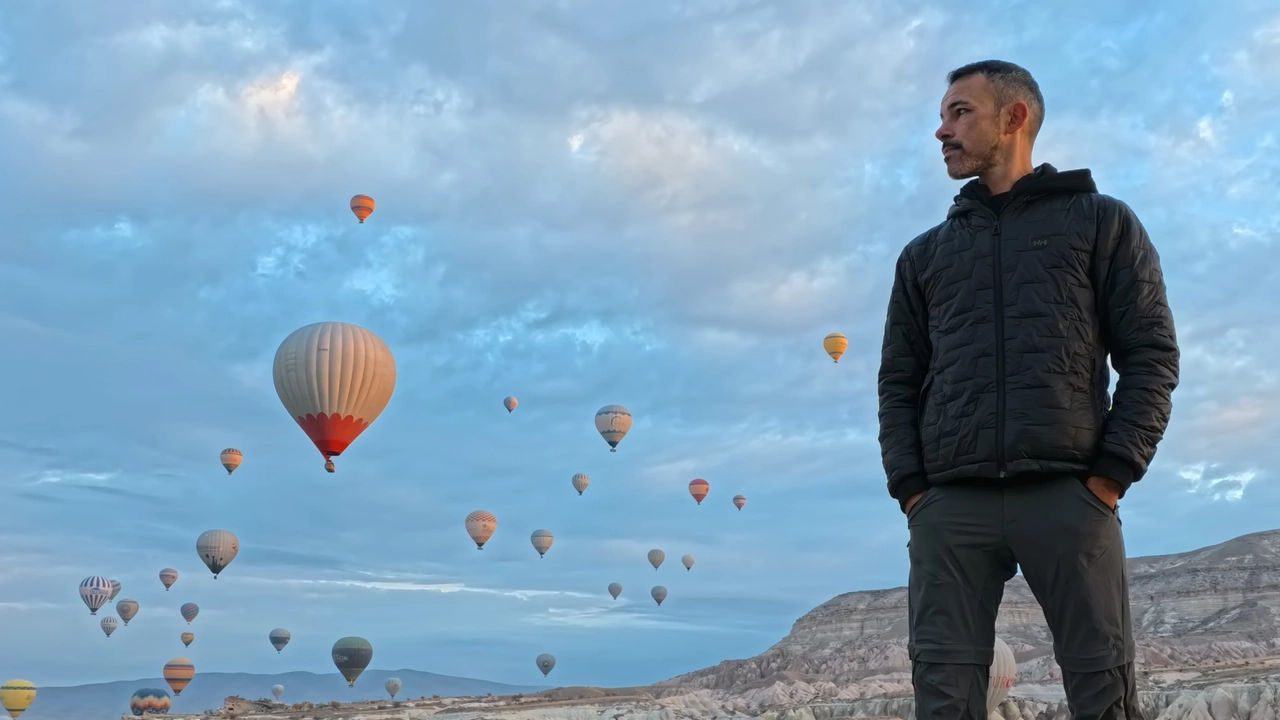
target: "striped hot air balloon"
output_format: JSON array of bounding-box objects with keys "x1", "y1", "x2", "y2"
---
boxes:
[
  {"x1": 181, "y1": 632, "x2": 194, "y2": 648},
  {"x1": 530, "y1": 529, "x2": 554, "y2": 558},
  {"x1": 465, "y1": 511, "x2": 497, "y2": 549},
  {"x1": 688, "y1": 478, "x2": 710, "y2": 504},
  {"x1": 79, "y1": 576, "x2": 112, "y2": 615},
  {"x1": 331, "y1": 637, "x2": 373, "y2": 687},
  {"x1": 385, "y1": 677, "x2": 402, "y2": 699},
  {"x1": 180, "y1": 603, "x2": 199, "y2": 624},
  {"x1": 108, "y1": 579, "x2": 122, "y2": 601},
  {"x1": 733, "y1": 494, "x2": 746, "y2": 510},
  {"x1": 350, "y1": 194, "x2": 375, "y2": 223},
  {"x1": 571, "y1": 473, "x2": 590, "y2": 495},
  {"x1": 647, "y1": 549, "x2": 665, "y2": 570},
  {"x1": 116, "y1": 599, "x2": 139, "y2": 625},
  {"x1": 159, "y1": 568, "x2": 178, "y2": 591},
  {"x1": 163, "y1": 658, "x2": 194, "y2": 696},
  {"x1": 129, "y1": 688, "x2": 170, "y2": 716},
  {"x1": 273, "y1": 322, "x2": 396, "y2": 473},
  {"x1": 269, "y1": 628, "x2": 291, "y2": 653},
  {"x1": 823, "y1": 332, "x2": 849, "y2": 362},
  {"x1": 101, "y1": 616, "x2": 118, "y2": 637},
  {"x1": 196, "y1": 529, "x2": 239, "y2": 578},
  {"x1": 220, "y1": 448, "x2": 243, "y2": 474},
  {"x1": 989, "y1": 636, "x2": 1017, "y2": 714},
  {"x1": 1, "y1": 680, "x2": 36, "y2": 719}
]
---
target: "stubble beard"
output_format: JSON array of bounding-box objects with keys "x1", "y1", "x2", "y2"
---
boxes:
[{"x1": 944, "y1": 134, "x2": 1002, "y2": 181}]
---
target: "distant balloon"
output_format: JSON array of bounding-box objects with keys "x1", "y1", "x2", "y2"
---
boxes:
[
  {"x1": 332, "y1": 637, "x2": 374, "y2": 687},
  {"x1": 269, "y1": 628, "x2": 291, "y2": 653},
  {"x1": 129, "y1": 688, "x2": 170, "y2": 717},
  {"x1": 594, "y1": 405, "x2": 632, "y2": 452},
  {"x1": 180, "y1": 603, "x2": 199, "y2": 624},
  {"x1": 0, "y1": 680, "x2": 35, "y2": 719},
  {"x1": 988, "y1": 636, "x2": 1017, "y2": 714},
  {"x1": 530, "y1": 529, "x2": 554, "y2": 558},
  {"x1": 117, "y1": 599, "x2": 139, "y2": 625},
  {"x1": 571, "y1": 473, "x2": 590, "y2": 495},
  {"x1": 385, "y1": 677, "x2": 402, "y2": 699},
  {"x1": 535, "y1": 653, "x2": 556, "y2": 676},
  {"x1": 647, "y1": 549, "x2": 665, "y2": 571},
  {"x1": 503, "y1": 396, "x2": 518, "y2": 413},
  {"x1": 608, "y1": 582, "x2": 622, "y2": 600},
  {"x1": 273, "y1": 322, "x2": 397, "y2": 473},
  {"x1": 101, "y1": 616, "x2": 118, "y2": 637},
  {"x1": 181, "y1": 632, "x2": 194, "y2": 648},
  {"x1": 733, "y1": 494, "x2": 746, "y2": 510},
  {"x1": 350, "y1": 194, "x2": 375, "y2": 223},
  {"x1": 196, "y1": 529, "x2": 239, "y2": 578},
  {"x1": 79, "y1": 576, "x2": 112, "y2": 615},
  {"x1": 108, "y1": 579, "x2": 122, "y2": 601},
  {"x1": 688, "y1": 478, "x2": 710, "y2": 505},
  {"x1": 651, "y1": 586, "x2": 668, "y2": 606},
  {"x1": 465, "y1": 511, "x2": 497, "y2": 549},
  {"x1": 823, "y1": 332, "x2": 849, "y2": 363},
  {"x1": 271, "y1": 685, "x2": 285, "y2": 702},
  {"x1": 682, "y1": 554, "x2": 696, "y2": 571},
  {"x1": 220, "y1": 448, "x2": 243, "y2": 475},
  {"x1": 163, "y1": 658, "x2": 194, "y2": 696},
  {"x1": 159, "y1": 568, "x2": 179, "y2": 591}
]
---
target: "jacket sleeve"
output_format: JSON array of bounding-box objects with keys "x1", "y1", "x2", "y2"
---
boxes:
[
  {"x1": 878, "y1": 244, "x2": 933, "y2": 509},
  {"x1": 1089, "y1": 198, "x2": 1180, "y2": 497}
]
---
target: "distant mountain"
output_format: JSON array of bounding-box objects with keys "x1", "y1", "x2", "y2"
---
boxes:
[{"x1": 19, "y1": 668, "x2": 547, "y2": 720}]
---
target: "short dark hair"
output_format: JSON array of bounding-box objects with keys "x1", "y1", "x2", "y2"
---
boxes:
[{"x1": 946, "y1": 60, "x2": 1045, "y2": 141}]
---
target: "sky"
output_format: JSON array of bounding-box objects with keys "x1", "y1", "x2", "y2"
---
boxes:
[{"x1": 0, "y1": 0, "x2": 1277, "y2": 692}]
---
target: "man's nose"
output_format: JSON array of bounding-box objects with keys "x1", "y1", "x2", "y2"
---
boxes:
[{"x1": 936, "y1": 124, "x2": 952, "y2": 142}]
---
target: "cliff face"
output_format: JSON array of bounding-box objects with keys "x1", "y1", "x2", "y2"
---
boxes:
[{"x1": 663, "y1": 530, "x2": 1280, "y2": 690}]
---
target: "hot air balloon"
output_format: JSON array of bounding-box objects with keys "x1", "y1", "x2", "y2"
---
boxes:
[
  {"x1": 271, "y1": 685, "x2": 284, "y2": 702},
  {"x1": 688, "y1": 478, "x2": 709, "y2": 504},
  {"x1": 682, "y1": 554, "x2": 696, "y2": 571},
  {"x1": 180, "y1": 603, "x2": 199, "y2": 624},
  {"x1": 117, "y1": 599, "x2": 139, "y2": 625},
  {"x1": 181, "y1": 632, "x2": 194, "y2": 648},
  {"x1": 733, "y1": 494, "x2": 746, "y2": 510},
  {"x1": 988, "y1": 636, "x2": 1017, "y2": 714},
  {"x1": 350, "y1": 194, "x2": 375, "y2": 223},
  {"x1": 163, "y1": 658, "x2": 194, "y2": 696},
  {"x1": 0, "y1": 680, "x2": 35, "y2": 719},
  {"x1": 530, "y1": 529, "x2": 554, "y2": 558},
  {"x1": 270, "y1": 628, "x2": 291, "y2": 653},
  {"x1": 465, "y1": 511, "x2": 497, "y2": 549},
  {"x1": 647, "y1": 549, "x2": 664, "y2": 570},
  {"x1": 594, "y1": 405, "x2": 632, "y2": 452},
  {"x1": 101, "y1": 616, "x2": 118, "y2": 637},
  {"x1": 823, "y1": 332, "x2": 848, "y2": 363},
  {"x1": 79, "y1": 576, "x2": 112, "y2": 615},
  {"x1": 608, "y1": 583, "x2": 622, "y2": 600},
  {"x1": 503, "y1": 396, "x2": 518, "y2": 413},
  {"x1": 273, "y1": 322, "x2": 397, "y2": 473},
  {"x1": 571, "y1": 473, "x2": 590, "y2": 495},
  {"x1": 129, "y1": 688, "x2": 170, "y2": 716},
  {"x1": 196, "y1": 529, "x2": 239, "y2": 578},
  {"x1": 651, "y1": 586, "x2": 668, "y2": 606},
  {"x1": 109, "y1": 579, "x2": 122, "y2": 601},
  {"x1": 220, "y1": 448, "x2": 243, "y2": 475},
  {"x1": 535, "y1": 654, "x2": 556, "y2": 676},
  {"x1": 332, "y1": 637, "x2": 373, "y2": 687},
  {"x1": 159, "y1": 568, "x2": 178, "y2": 591},
  {"x1": 385, "y1": 677, "x2": 402, "y2": 699}
]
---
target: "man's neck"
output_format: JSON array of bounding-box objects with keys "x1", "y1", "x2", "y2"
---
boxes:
[{"x1": 978, "y1": 158, "x2": 1035, "y2": 195}]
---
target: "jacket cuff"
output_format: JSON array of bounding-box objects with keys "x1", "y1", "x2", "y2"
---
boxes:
[
  {"x1": 890, "y1": 474, "x2": 932, "y2": 513},
  {"x1": 1089, "y1": 453, "x2": 1136, "y2": 498}
]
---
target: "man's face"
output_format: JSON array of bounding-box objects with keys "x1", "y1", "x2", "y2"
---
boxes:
[{"x1": 935, "y1": 74, "x2": 1003, "y2": 181}]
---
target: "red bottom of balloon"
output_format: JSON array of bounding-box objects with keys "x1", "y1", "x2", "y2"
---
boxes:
[{"x1": 295, "y1": 413, "x2": 371, "y2": 459}]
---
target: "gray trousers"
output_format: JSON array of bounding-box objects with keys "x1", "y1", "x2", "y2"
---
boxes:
[{"x1": 906, "y1": 476, "x2": 1142, "y2": 720}]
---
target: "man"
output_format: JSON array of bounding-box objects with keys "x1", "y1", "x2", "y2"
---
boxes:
[{"x1": 877, "y1": 60, "x2": 1179, "y2": 720}]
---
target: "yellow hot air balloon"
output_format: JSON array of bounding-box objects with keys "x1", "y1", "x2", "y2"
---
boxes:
[
  {"x1": 1, "y1": 680, "x2": 36, "y2": 719},
  {"x1": 163, "y1": 658, "x2": 194, "y2": 696},
  {"x1": 823, "y1": 333, "x2": 848, "y2": 363},
  {"x1": 350, "y1": 194, "x2": 375, "y2": 223}
]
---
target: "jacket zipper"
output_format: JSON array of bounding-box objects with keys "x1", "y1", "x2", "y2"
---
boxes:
[{"x1": 991, "y1": 214, "x2": 1006, "y2": 477}]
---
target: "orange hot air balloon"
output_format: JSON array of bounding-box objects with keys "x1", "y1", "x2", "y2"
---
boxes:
[
  {"x1": 823, "y1": 333, "x2": 848, "y2": 363},
  {"x1": 350, "y1": 195, "x2": 375, "y2": 223},
  {"x1": 688, "y1": 478, "x2": 710, "y2": 505},
  {"x1": 163, "y1": 658, "x2": 194, "y2": 696}
]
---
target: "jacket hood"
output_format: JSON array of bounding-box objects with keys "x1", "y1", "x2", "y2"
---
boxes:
[{"x1": 947, "y1": 163, "x2": 1097, "y2": 219}]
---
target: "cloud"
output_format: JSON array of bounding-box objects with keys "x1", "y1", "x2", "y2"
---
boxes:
[{"x1": 1179, "y1": 463, "x2": 1259, "y2": 502}]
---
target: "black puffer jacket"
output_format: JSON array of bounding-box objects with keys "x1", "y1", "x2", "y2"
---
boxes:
[{"x1": 877, "y1": 164, "x2": 1179, "y2": 507}]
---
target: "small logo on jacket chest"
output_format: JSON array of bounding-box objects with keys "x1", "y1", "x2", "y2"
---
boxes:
[{"x1": 1031, "y1": 238, "x2": 1048, "y2": 248}]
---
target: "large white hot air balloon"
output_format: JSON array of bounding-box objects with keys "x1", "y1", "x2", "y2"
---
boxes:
[
  {"x1": 681, "y1": 554, "x2": 696, "y2": 571},
  {"x1": 196, "y1": 529, "x2": 239, "y2": 578},
  {"x1": 571, "y1": 473, "x2": 590, "y2": 495},
  {"x1": 466, "y1": 511, "x2": 497, "y2": 549},
  {"x1": 647, "y1": 549, "x2": 664, "y2": 570},
  {"x1": 385, "y1": 677, "x2": 402, "y2": 699},
  {"x1": 79, "y1": 576, "x2": 111, "y2": 615},
  {"x1": 594, "y1": 405, "x2": 632, "y2": 452},
  {"x1": 651, "y1": 585, "x2": 668, "y2": 605},
  {"x1": 271, "y1": 685, "x2": 284, "y2": 702},
  {"x1": 272, "y1": 322, "x2": 397, "y2": 473},
  {"x1": 100, "y1": 616, "x2": 118, "y2": 637},
  {"x1": 530, "y1": 529, "x2": 554, "y2": 558},
  {"x1": 988, "y1": 636, "x2": 1017, "y2": 716}
]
